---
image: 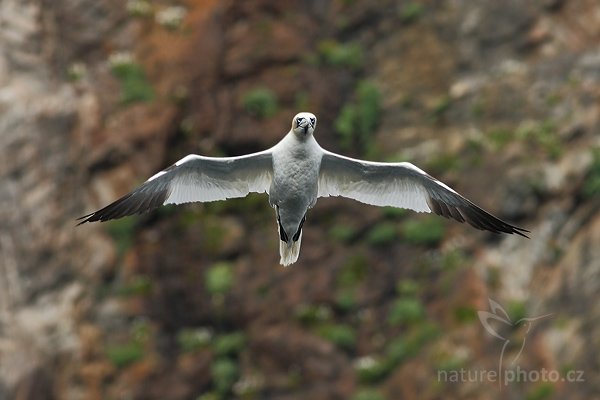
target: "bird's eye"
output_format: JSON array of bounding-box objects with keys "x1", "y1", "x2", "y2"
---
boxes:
[
  {"x1": 296, "y1": 117, "x2": 304, "y2": 126},
  {"x1": 310, "y1": 118, "x2": 316, "y2": 125}
]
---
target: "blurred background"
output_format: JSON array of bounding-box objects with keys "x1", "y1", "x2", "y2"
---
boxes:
[{"x1": 1, "y1": 0, "x2": 599, "y2": 399}]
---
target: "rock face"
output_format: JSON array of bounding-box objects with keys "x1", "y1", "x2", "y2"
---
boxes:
[{"x1": 1, "y1": 0, "x2": 599, "y2": 399}]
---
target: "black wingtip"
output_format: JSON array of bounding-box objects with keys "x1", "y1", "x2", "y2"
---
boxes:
[
  {"x1": 510, "y1": 226, "x2": 530, "y2": 239},
  {"x1": 427, "y1": 195, "x2": 531, "y2": 239},
  {"x1": 76, "y1": 214, "x2": 102, "y2": 225},
  {"x1": 76, "y1": 213, "x2": 94, "y2": 226}
]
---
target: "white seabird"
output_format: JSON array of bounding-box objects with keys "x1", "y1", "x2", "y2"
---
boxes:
[{"x1": 78, "y1": 112, "x2": 528, "y2": 265}]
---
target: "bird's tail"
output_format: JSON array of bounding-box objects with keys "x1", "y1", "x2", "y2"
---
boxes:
[{"x1": 279, "y1": 231, "x2": 302, "y2": 266}]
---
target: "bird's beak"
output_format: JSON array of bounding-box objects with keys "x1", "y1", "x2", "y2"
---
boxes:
[{"x1": 303, "y1": 125, "x2": 309, "y2": 135}]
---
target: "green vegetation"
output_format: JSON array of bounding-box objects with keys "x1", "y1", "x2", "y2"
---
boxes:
[
  {"x1": 197, "y1": 393, "x2": 220, "y2": 400},
  {"x1": 106, "y1": 341, "x2": 144, "y2": 368},
  {"x1": 470, "y1": 100, "x2": 485, "y2": 118},
  {"x1": 126, "y1": 0, "x2": 152, "y2": 17},
  {"x1": 232, "y1": 375, "x2": 264, "y2": 397},
  {"x1": 386, "y1": 322, "x2": 439, "y2": 365},
  {"x1": 485, "y1": 120, "x2": 563, "y2": 159},
  {"x1": 67, "y1": 62, "x2": 86, "y2": 82},
  {"x1": 294, "y1": 304, "x2": 332, "y2": 325},
  {"x1": 436, "y1": 354, "x2": 467, "y2": 372},
  {"x1": 214, "y1": 332, "x2": 246, "y2": 357},
  {"x1": 560, "y1": 363, "x2": 576, "y2": 376},
  {"x1": 131, "y1": 318, "x2": 152, "y2": 342},
  {"x1": 350, "y1": 389, "x2": 386, "y2": 400},
  {"x1": 464, "y1": 137, "x2": 484, "y2": 166},
  {"x1": 118, "y1": 275, "x2": 152, "y2": 297},
  {"x1": 337, "y1": 254, "x2": 368, "y2": 288},
  {"x1": 401, "y1": 216, "x2": 445, "y2": 245},
  {"x1": 106, "y1": 319, "x2": 153, "y2": 368},
  {"x1": 400, "y1": 2, "x2": 425, "y2": 24},
  {"x1": 242, "y1": 88, "x2": 278, "y2": 119},
  {"x1": 425, "y1": 249, "x2": 470, "y2": 295},
  {"x1": 109, "y1": 54, "x2": 155, "y2": 104},
  {"x1": 316, "y1": 323, "x2": 357, "y2": 350},
  {"x1": 426, "y1": 153, "x2": 462, "y2": 174},
  {"x1": 333, "y1": 254, "x2": 367, "y2": 314},
  {"x1": 582, "y1": 148, "x2": 600, "y2": 198},
  {"x1": 388, "y1": 297, "x2": 425, "y2": 326},
  {"x1": 395, "y1": 279, "x2": 420, "y2": 296},
  {"x1": 382, "y1": 206, "x2": 408, "y2": 219},
  {"x1": 329, "y1": 224, "x2": 357, "y2": 243},
  {"x1": 335, "y1": 81, "x2": 382, "y2": 151},
  {"x1": 317, "y1": 39, "x2": 363, "y2": 69},
  {"x1": 177, "y1": 328, "x2": 212, "y2": 352},
  {"x1": 453, "y1": 305, "x2": 478, "y2": 323},
  {"x1": 205, "y1": 262, "x2": 234, "y2": 296},
  {"x1": 106, "y1": 217, "x2": 137, "y2": 256},
  {"x1": 335, "y1": 290, "x2": 358, "y2": 312},
  {"x1": 525, "y1": 383, "x2": 554, "y2": 400},
  {"x1": 211, "y1": 358, "x2": 239, "y2": 395},
  {"x1": 516, "y1": 119, "x2": 562, "y2": 159},
  {"x1": 389, "y1": 278, "x2": 426, "y2": 326},
  {"x1": 366, "y1": 222, "x2": 397, "y2": 246},
  {"x1": 176, "y1": 326, "x2": 246, "y2": 400},
  {"x1": 355, "y1": 356, "x2": 389, "y2": 384},
  {"x1": 545, "y1": 91, "x2": 563, "y2": 107},
  {"x1": 429, "y1": 95, "x2": 452, "y2": 122},
  {"x1": 507, "y1": 300, "x2": 528, "y2": 326},
  {"x1": 353, "y1": 321, "x2": 440, "y2": 385},
  {"x1": 441, "y1": 248, "x2": 468, "y2": 270}
]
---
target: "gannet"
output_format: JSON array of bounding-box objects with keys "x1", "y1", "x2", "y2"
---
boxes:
[{"x1": 78, "y1": 112, "x2": 528, "y2": 265}]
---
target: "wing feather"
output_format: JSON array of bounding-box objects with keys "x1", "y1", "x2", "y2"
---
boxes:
[
  {"x1": 318, "y1": 150, "x2": 528, "y2": 237},
  {"x1": 78, "y1": 151, "x2": 272, "y2": 224}
]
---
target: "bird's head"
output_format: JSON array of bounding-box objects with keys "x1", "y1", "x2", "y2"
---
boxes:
[{"x1": 291, "y1": 112, "x2": 317, "y2": 137}]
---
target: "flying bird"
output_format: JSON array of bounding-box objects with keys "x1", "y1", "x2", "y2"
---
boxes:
[{"x1": 78, "y1": 112, "x2": 528, "y2": 265}]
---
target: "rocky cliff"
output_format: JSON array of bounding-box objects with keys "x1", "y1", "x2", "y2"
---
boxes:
[{"x1": 1, "y1": 1, "x2": 599, "y2": 399}]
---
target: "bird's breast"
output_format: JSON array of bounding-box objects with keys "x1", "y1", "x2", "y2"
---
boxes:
[{"x1": 269, "y1": 147, "x2": 320, "y2": 208}]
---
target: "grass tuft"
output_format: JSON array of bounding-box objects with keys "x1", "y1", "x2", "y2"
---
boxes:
[
  {"x1": 401, "y1": 216, "x2": 445, "y2": 245},
  {"x1": 366, "y1": 222, "x2": 397, "y2": 246},
  {"x1": 242, "y1": 88, "x2": 278, "y2": 119},
  {"x1": 351, "y1": 389, "x2": 386, "y2": 400},
  {"x1": 211, "y1": 358, "x2": 239, "y2": 395},
  {"x1": 109, "y1": 53, "x2": 155, "y2": 105},
  {"x1": 317, "y1": 40, "x2": 363, "y2": 69},
  {"x1": 106, "y1": 342, "x2": 144, "y2": 369},
  {"x1": 335, "y1": 81, "x2": 382, "y2": 152},
  {"x1": 214, "y1": 332, "x2": 246, "y2": 357},
  {"x1": 388, "y1": 297, "x2": 425, "y2": 326},
  {"x1": 400, "y1": 3, "x2": 425, "y2": 24},
  {"x1": 205, "y1": 262, "x2": 234, "y2": 296},
  {"x1": 177, "y1": 328, "x2": 212, "y2": 352},
  {"x1": 316, "y1": 323, "x2": 356, "y2": 350}
]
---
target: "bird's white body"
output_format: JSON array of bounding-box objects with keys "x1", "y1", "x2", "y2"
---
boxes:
[
  {"x1": 79, "y1": 112, "x2": 528, "y2": 265},
  {"x1": 269, "y1": 132, "x2": 322, "y2": 263}
]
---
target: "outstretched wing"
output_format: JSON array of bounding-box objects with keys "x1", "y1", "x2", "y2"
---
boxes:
[
  {"x1": 318, "y1": 150, "x2": 528, "y2": 237},
  {"x1": 78, "y1": 151, "x2": 273, "y2": 224}
]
